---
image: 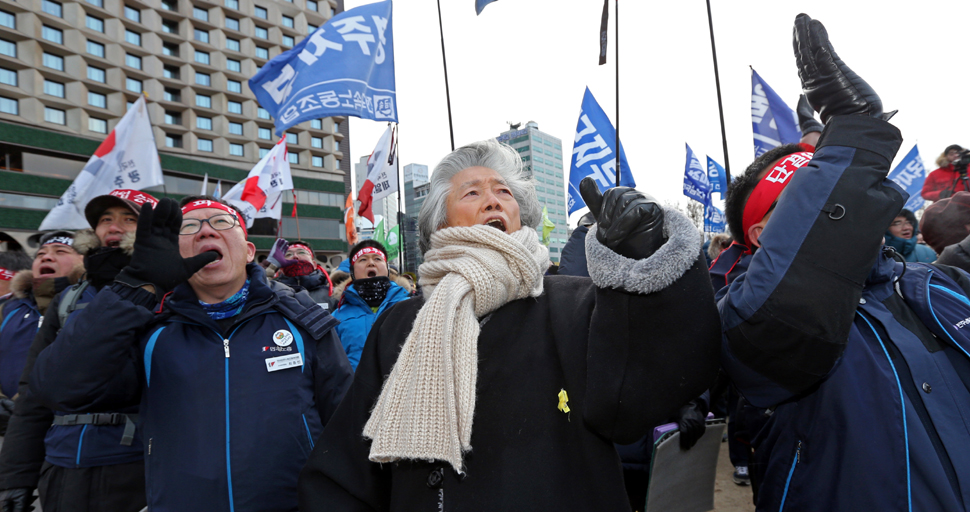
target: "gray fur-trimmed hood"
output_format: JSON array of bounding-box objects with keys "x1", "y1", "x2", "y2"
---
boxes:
[
  {"x1": 72, "y1": 229, "x2": 135, "y2": 256},
  {"x1": 584, "y1": 206, "x2": 702, "y2": 294}
]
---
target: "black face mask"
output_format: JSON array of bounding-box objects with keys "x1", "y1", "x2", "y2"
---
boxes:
[
  {"x1": 354, "y1": 276, "x2": 390, "y2": 308},
  {"x1": 84, "y1": 247, "x2": 131, "y2": 289}
]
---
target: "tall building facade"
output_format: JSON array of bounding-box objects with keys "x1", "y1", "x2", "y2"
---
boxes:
[
  {"x1": 401, "y1": 162, "x2": 427, "y2": 273},
  {"x1": 496, "y1": 121, "x2": 567, "y2": 262},
  {"x1": 0, "y1": 0, "x2": 350, "y2": 263}
]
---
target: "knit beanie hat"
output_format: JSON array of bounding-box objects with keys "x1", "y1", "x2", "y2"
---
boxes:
[{"x1": 920, "y1": 191, "x2": 970, "y2": 253}]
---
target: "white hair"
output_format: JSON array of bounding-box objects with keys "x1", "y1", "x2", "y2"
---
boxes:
[{"x1": 418, "y1": 139, "x2": 542, "y2": 254}]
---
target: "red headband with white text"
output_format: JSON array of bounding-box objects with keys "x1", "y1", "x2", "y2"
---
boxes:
[
  {"x1": 351, "y1": 246, "x2": 385, "y2": 265},
  {"x1": 289, "y1": 242, "x2": 313, "y2": 254},
  {"x1": 0, "y1": 268, "x2": 13, "y2": 281},
  {"x1": 742, "y1": 151, "x2": 814, "y2": 248},
  {"x1": 181, "y1": 200, "x2": 247, "y2": 238}
]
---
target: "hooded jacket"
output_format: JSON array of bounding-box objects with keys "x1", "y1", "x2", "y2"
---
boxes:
[
  {"x1": 332, "y1": 278, "x2": 410, "y2": 370},
  {"x1": 921, "y1": 164, "x2": 970, "y2": 202},
  {"x1": 884, "y1": 209, "x2": 936, "y2": 263}
]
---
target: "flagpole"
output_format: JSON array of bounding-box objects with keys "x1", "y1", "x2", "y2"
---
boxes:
[
  {"x1": 614, "y1": 0, "x2": 620, "y2": 186},
  {"x1": 394, "y1": 124, "x2": 404, "y2": 271},
  {"x1": 435, "y1": 0, "x2": 455, "y2": 151},
  {"x1": 292, "y1": 190, "x2": 301, "y2": 239},
  {"x1": 705, "y1": 0, "x2": 731, "y2": 183}
]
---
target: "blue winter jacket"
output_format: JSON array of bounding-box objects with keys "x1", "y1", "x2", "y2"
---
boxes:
[
  {"x1": 721, "y1": 115, "x2": 970, "y2": 511},
  {"x1": 30, "y1": 264, "x2": 353, "y2": 512},
  {"x1": 885, "y1": 233, "x2": 937, "y2": 263},
  {"x1": 333, "y1": 282, "x2": 410, "y2": 370},
  {"x1": 0, "y1": 297, "x2": 39, "y2": 399}
]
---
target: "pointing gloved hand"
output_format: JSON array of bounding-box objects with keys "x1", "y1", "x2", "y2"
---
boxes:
[
  {"x1": 676, "y1": 400, "x2": 707, "y2": 450},
  {"x1": 266, "y1": 238, "x2": 298, "y2": 268},
  {"x1": 796, "y1": 94, "x2": 823, "y2": 135},
  {"x1": 116, "y1": 198, "x2": 218, "y2": 294},
  {"x1": 0, "y1": 488, "x2": 35, "y2": 512},
  {"x1": 794, "y1": 14, "x2": 894, "y2": 123},
  {"x1": 580, "y1": 177, "x2": 666, "y2": 260}
]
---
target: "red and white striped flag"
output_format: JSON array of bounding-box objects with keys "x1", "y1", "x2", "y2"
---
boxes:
[
  {"x1": 223, "y1": 138, "x2": 293, "y2": 227},
  {"x1": 357, "y1": 125, "x2": 398, "y2": 223}
]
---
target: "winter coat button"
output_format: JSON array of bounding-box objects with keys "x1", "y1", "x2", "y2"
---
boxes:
[
  {"x1": 923, "y1": 382, "x2": 932, "y2": 393},
  {"x1": 427, "y1": 467, "x2": 444, "y2": 489},
  {"x1": 859, "y1": 298, "x2": 867, "y2": 305}
]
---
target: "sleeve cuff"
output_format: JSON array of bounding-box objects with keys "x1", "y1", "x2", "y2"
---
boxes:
[
  {"x1": 110, "y1": 281, "x2": 159, "y2": 310},
  {"x1": 816, "y1": 115, "x2": 902, "y2": 165}
]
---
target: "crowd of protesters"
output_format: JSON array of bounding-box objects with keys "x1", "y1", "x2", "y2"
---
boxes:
[{"x1": 2, "y1": 13, "x2": 970, "y2": 512}]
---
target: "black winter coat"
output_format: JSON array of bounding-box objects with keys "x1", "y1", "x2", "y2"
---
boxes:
[{"x1": 935, "y1": 234, "x2": 970, "y2": 274}]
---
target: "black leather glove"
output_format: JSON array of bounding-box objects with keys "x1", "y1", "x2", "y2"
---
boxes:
[
  {"x1": 579, "y1": 177, "x2": 666, "y2": 260},
  {"x1": 0, "y1": 488, "x2": 35, "y2": 512},
  {"x1": 793, "y1": 14, "x2": 892, "y2": 124},
  {"x1": 676, "y1": 400, "x2": 707, "y2": 450},
  {"x1": 796, "y1": 94, "x2": 823, "y2": 135},
  {"x1": 0, "y1": 398, "x2": 14, "y2": 435},
  {"x1": 116, "y1": 198, "x2": 218, "y2": 294}
]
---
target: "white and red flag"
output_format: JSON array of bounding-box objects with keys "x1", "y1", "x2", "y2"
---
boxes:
[
  {"x1": 223, "y1": 138, "x2": 293, "y2": 227},
  {"x1": 357, "y1": 125, "x2": 398, "y2": 223},
  {"x1": 40, "y1": 95, "x2": 163, "y2": 230}
]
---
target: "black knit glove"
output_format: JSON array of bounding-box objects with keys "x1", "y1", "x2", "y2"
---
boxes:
[
  {"x1": 794, "y1": 14, "x2": 893, "y2": 124},
  {"x1": 676, "y1": 400, "x2": 707, "y2": 450},
  {"x1": 580, "y1": 177, "x2": 666, "y2": 260},
  {"x1": 0, "y1": 488, "x2": 35, "y2": 512},
  {"x1": 116, "y1": 198, "x2": 218, "y2": 294},
  {"x1": 796, "y1": 94, "x2": 823, "y2": 135}
]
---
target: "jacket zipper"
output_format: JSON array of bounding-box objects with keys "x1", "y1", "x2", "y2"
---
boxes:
[
  {"x1": 223, "y1": 339, "x2": 230, "y2": 358},
  {"x1": 778, "y1": 440, "x2": 801, "y2": 511}
]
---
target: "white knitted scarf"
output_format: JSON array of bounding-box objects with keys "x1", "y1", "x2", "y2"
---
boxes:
[{"x1": 363, "y1": 225, "x2": 549, "y2": 472}]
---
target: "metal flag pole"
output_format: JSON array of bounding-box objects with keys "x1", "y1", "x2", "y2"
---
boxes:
[
  {"x1": 435, "y1": 0, "x2": 456, "y2": 151},
  {"x1": 706, "y1": 0, "x2": 731, "y2": 183},
  {"x1": 614, "y1": 0, "x2": 620, "y2": 186},
  {"x1": 391, "y1": 124, "x2": 404, "y2": 271},
  {"x1": 292, "y1": 190, "x2": 302, "y2": 239}
]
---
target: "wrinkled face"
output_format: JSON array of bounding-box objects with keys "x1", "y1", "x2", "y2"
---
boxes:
[
  {"x1": 285, "y1": 245, "x2": 314, "y2": 263},
  {"x1": 444, "y1": 166, "x2": 521, "y2": 234},
  {"x1": 178, "y1": 208, "x2": 255, "y2": 290},
  {"x1": 95, "y1": 206, "x2": 138, "y2": 247},
  {"x1": 32, "y1": 244, "x2": 82, "y2": 278},
  {"x1": 948, "y1": 149, "x2": 962, "y2": 163},
  {"x1": 889, "y1": 215, "x2": 914, "y2": 239},
  {"x1": 352, "y1": 251, "x2": 388, "y2": 280}
]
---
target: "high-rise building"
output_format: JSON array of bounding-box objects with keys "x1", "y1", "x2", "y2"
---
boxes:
[
  {"x1": 401, "y1": 162, "x2": 427, "y2": 273},
  {"x1": 0, "y1": 0, "x2": 349, "y2": 263},
  {"x1": 496, "y1": 120, "x2": 568, "y2": 262}
]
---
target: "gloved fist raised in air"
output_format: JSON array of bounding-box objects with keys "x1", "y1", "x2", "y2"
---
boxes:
[
  {"x1": 116, "y1": 198, "x2": 218, "y2": 294},
  {"x1": 580, "y1": 177, "x2": 666, "y2": 260},
  {"x1": 266, "y1": 238, "x2": 298, "y2": 268},
  {"x1": 0, "y1": 488, "x2": 35, "y2": 512}
]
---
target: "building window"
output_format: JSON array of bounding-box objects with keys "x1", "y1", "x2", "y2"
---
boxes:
[
  {"x1": 43, "y1": 53, "x2": 65, "y2": 71},
  {"x1": 164, "y1": 111, "x2": 180, "y2": 124},
  {"x1": 307, "y1": 0, "x2": 317, "y2": 11},
  {"x1": 0, "y1": 67, "x2": 14, "y2": 86},
  {"x1": 287, "y1": 153, "x2": 298, "y2": 164},
  {"x1": 165, "y1": 133, "x2": 182, "y2": 147},
  {"x1": 124, "y1": 30, "x2": 141, "y2": 46},
  {"x1": 124, "y1": 5, "x2": 140, "y2": 22},
  {"x1": 160, "y1": 0, "x2": 175, "y2": 9},
  {"x1": 87, "y1": 66, "x2": 105, "y2": 82},
  {"x1": 0, "y1": 39, "x2": 13, "y2": 58},
  {"x1": 194, "y1": 51, "x2": 209, "y2": 64},
  {"x1": 163, "y1": 87, "x2": 180, "y2": 102},
  {"x1": 42, "y1": 26, "x2": 63, "y2": 44},
  {"x1": 254, "y1": 26, "x2": 268, "y2": 39},
  {"x1": 194, "y1": 29, "x2": 209, "y2": 43},
  {"x1": 193, "y1": 7, "x2": 208, "y2": 21},
  {"x1": 229, "y1": 143, "x2": 243, "y2": 156},
  {"x1": 227, "y1": 100, "x2": 242, "y2": 114},
  {"x1": 196, "y1": 116, "x2": 212, "y2": 130},
  {"x1": 126, "y1": 78, "x2": 142, "y2": 93},
  {"x1": 226, "y1": 38, "x2": 240, "y2": 51},
  {"x1": 312, "y1": 155, "x2": 323, "y2": 167},
  {"x1": 195, "y1": 94, "x2": 211, "y2": 108},
  {"x1": 225, "y1": 0, "x2": 238, "y2": 9},
  {"x1": 162, "y1": 42, "x2": 178, "y2": 57},
  {"x1": 87, "y1": 40, "x2": 105, "y2": 57},
  {"x1": 257, "y1": 107, "x2": 270, "y2": 119},
  {"x1": 225, "y1": 17, "x2": 239, "y2": 31},
  {"x1": 330, "y1": 7, "x2": 335, "y2": 16},
  {"x1": 161, "y1": 19, "x2": 178, "y2": 34},
  {"x1": 162, "y1": 65, "x2": 179, "y2": 79},
  {"x1": 226, "y1": 79, "x2": 241, "y2": 93},
  {"x1": 311, "y1": 136, "x2": 322, "y2": 148},
  {"x1": 42, "y1": 0, "x2": 62, "y2": 17},
  {"x1": 125, "y1": 53, "x2": 142, "y2": 69},
  {"x1": 254, "y1": 6, "x2": 267, "y2": 19},
  {"x1": 88, "y1": 117, "x2": 107, "y2": 133},
  {"x1": 259, "y1": 147, "x2": 269, "y2": 158},
  {"x1": 86, "y1": 0, "x2": 103, "y2": 7},
  {"x1": 43, "y1": 80, "x2": 64, "y2": 98},
  {"x1": 282, "y1": 15, "x2": 294, "y2": 28},
  {"x1": 0, "y1": 96, "x2": 16, "y2": 114},
  {"x1": 255, "y1": 46, "x2": 268, "y2": 59},
  {"x1": 0, "y1": 11, "x2": 13, "y2": 30},
  {"x1": 44, "y1": 107, "x2": 65, "y2": 125},
  {"x1": 85, "y1": 15, "x2": 104, "y2": 32},
  {"x1": 197, "y1": 138, "x2": 213, "y2": 152},
  {"x1": 334, "y1": 121, "x2": 339, "y2": 131},
  {"x1": 307, "y1": 24, "x2": 317, "y2": 32},
  {"x1": 88, "y1": 91, "x2": 106, "y2": 108},
  {"x1": 228, "y1": 121, "x2": 242, "y2": 135},
  {"x1": 195, "y1": 72, "x2": 210, "y2": 86},
  {"x1": 258, "y1": 127, "x2": 270, "y2": 140},
  {"x1": 226, "y1": 59, "x2": 240, "y2": 72},
  {"x1": 282, "y1": 35, "x2": 294, "y2": 47},
  {"x1": 310, "y1": 119, "x2": 322, "y2": 129},
  {"x1": 285, "y1": 132, "x2": 297, "y2": 144}
]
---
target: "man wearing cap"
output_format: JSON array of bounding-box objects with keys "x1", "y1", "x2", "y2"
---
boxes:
[
  {"x1": 0, "y1": 189, "x2": 157, "y2": 512},
  {"x1": 30, "y1": 195, "x2": 353, "y2": 511},
  {"x1": 921, "y1": 144, "x2": 969, "y2": 201},
  {"x1": 264, "y1": 238, "x2": 334, "y2": 305}
]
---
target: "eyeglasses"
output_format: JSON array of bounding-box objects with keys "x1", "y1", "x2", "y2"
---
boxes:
[
  {"x1": 179, "y1": 214, "x2": 238, "y2": 235},
  {"x1": 285, "y1": 248, "x2": 313, "y2": 257},
  {"x1": 890, "y1": 219, "x2": 914, "y2": 228}
]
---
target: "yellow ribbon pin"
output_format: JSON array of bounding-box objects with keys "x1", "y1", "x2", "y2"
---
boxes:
[{"x1": 557, "y1": 389, "x2": 570, "y2": 414}]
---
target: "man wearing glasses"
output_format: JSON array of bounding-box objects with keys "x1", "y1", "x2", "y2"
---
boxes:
[
  {"x1": 884, "y1": 208, "x2": 936, "y2": 263},
  {"x1": 263, "y1": 239, "x2": 333, "y2": 306},
  {"x1": 29, "y1": 195, "x2": 353, "y2": 512}
]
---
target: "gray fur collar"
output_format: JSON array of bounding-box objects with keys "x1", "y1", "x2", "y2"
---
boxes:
[
  {"x1": 10, "y1": 270, "x2": 32, "y2": 299},
  {"x1": 585, "y1": 206, "x2": 701, "y2": 294}
]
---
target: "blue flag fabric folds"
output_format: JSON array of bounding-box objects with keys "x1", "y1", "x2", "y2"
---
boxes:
[
  {"x1": 249, "y1": 0, "x2": 396, "y2": 136},
  {"x1": 888, "y1": 144, "x2": 927, "y2": 212},
  {"x1": 683, "y1": 143, "x2": 709, "y2": 203},
  {"x1": 567, "y1": 87, "x2": 634, "y2": 215},
  {"x1": 707, "y1": 156, "x2": 727, "y2": 195},
  {"x1": 751, "y1": 68, "x2": 801, "y2": 158},
  {"x1": 476, "y1": 0, "x2": 497, "y2": 14},
  {"x1": 704, "y1": 200, "x2": 726, "y2": 233}
]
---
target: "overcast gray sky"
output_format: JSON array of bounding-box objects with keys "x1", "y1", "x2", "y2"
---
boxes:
[{"x1": 345, "y1": 0, "x2": 966, "y2": 226}]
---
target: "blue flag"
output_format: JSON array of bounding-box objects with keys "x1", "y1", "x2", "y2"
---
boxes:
[
  {"x1": 704, "y1": 200, "x2": 726, "y2": 233},
  {"x1": 567, "y1": 87, "x2": 634, "y2": 215},
  {"x1": 476, "y1": 0, "x2": 497, "y2": 14},
  {"x1": 683, "y1": 143, "x2": 709, "y2": 203},
  {"x1": 888, "y1": 144, "x2": 927, "y2": 212},
  {"x1": 249, "y1": 0, "x2": 396, "y2": 136},
  {"x1": 751, "y1": 68, "x2": 801, "y2": 158},
  {"x1": 707, "y1": 156, "x2": 727, "y2": 195}
]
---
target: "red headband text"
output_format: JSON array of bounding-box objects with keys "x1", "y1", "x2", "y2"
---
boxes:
[
  {"x1": 181, "y1": 200, "x2": 247, "y2": 238},
  {"x1": 0, "y1": 268, "x2": 13, "y2": 281},
  {"x1": 742, "y1": 151, "x2": 813, "y2": 248},
  {"x1": 351, "y1": 246, "x2": 385, "y2": 265}
]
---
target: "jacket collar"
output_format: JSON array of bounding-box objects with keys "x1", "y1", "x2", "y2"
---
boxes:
[
  {"x1": 165, "y1": 263, "x2": 278, "y2": 332},
  {"x1": 343, "y1": 281, "x2": 408, "y2": 309},
  {"x1": 863, "y1": 248, "x2": 901, "y2": 303}
]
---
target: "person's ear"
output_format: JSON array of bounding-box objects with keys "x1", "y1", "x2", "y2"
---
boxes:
[
  {"x1": 748, "y1": 223, "x2": 765, "y2": 248},
  {"x1": 245, "y1": 241, "x2": 256, "y2": 263}
]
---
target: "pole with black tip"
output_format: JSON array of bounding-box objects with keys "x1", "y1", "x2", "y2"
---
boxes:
[
  {"x1": 614, "y1": 0, "x2": 620, "y2": 187},
  {"x1": 705, "y1": 0, "x2": 731, "y2": 183},
  {"x1": 436, "y1": 0, "x2": 455, "y2": 151}
]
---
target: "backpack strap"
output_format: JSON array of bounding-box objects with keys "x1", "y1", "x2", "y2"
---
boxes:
[
  {"x1": 271, "y1": 282, "x2": 338, "y2": 340},
  {"x1": 58, "y1": 280, "x2": 91, "y2": 329}
]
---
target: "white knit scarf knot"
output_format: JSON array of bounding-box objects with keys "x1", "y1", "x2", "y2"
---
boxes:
[{"x1": 363, "y1": 225, "x2": 549, "y2": 473}]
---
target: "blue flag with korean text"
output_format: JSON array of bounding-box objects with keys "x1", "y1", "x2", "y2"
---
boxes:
[
  {"x1": 751, "y1": 68, "x2": 801, "y2": 158},
  {"x1": 704, "y1": 198, "x2": 726, "y2": 233},
  {"x1": 683, "y1": 143, "x2": 709, "y2": 203},
  {"x1": 249, "y1": 0, "x2": 396, "y2": 136},
  {"x1": 888, "y1": 144, "x2": 927, "y2": 212},
  {"x1": 567, "y1": 87, "x2": 635, "y2": 215},
  {"x1": 707, "y1": 156, "x2": 727, "y2": 195}
]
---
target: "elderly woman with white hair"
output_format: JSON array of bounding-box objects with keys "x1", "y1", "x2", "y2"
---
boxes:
[{"x1": 299, "y1": 139, "x2": 720, "y2": 511}]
